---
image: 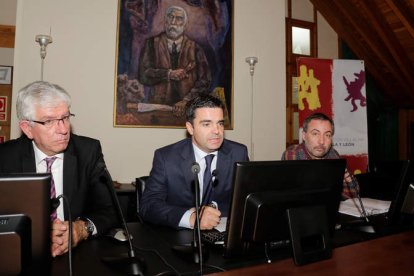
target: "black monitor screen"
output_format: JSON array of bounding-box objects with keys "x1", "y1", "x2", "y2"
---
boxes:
[
  {"x1": 0, "y1": 173, "x2": 51, "y2": 274},
  {"x1": 224, "y1": 159, "x2": 346, "y2": 257},
  {"x1": 356, "y1": 160, "x2": 413, "y2": 224},
  {"x1": 376, "y1": 160, "x2": 412, "y2": 223}
]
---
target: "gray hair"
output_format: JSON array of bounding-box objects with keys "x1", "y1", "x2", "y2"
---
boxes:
[
  {"x1": 16, "y1": 81, "x2": 71, "y2": 121},
  {"x1": 165, "y1": 6, "x2": 188, "y2": 24}
]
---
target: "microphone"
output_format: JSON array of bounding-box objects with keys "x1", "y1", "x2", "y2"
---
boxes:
[
  {"x1": 50, "y1": 197, "x2": 60, "y2": 210},
  {"x1": 172, "y1": 162, "x2": 207, "y2": 272},
  {"x1": 98, "y1": 162, "x2": 145, "y2": 276},
  {"x1": 212, "y1": 170, "x2": 218, "y2": 187},
  {"x1": 348, "y1": 172, "x2": 370, "y2": 224},
  {"x1": 51, "y1": 194, "x2": 73, "y2": 276},
  {"x1": 190, "y1": 161, "x2": 206, "y2": 272},
  {"x1": 202, "y1": 169, "x2": 218, "y2": 205},
  {"x1": 191, "y1": 162, "x2": 200, "y2": 174}
]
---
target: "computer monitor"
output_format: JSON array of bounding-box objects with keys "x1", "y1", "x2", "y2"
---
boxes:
[
  {"x1": 223, "y1": 159, "x2": 346, "y2": 261},
  {"x1": 378, "y1": 160, "x2": 413, "y2": 224},
  {"x1": 356, "y1": 160, "x2": 413, "y2": 224},
  {"x1": 0, "y1": 173, "x2": 52, "y2": 274}
]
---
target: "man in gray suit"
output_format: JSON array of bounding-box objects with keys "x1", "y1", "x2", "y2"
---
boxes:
[
  {"x1": 0, "y1": 81, "x2": 117, "y2": 257},
  {"x1": 141, "y1": 94, "x2": 249, "y2": 229}
]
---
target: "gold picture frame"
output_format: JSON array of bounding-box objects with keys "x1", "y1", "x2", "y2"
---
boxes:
[{"x1": 113, "y1": 0, "x2": 234, "y2": 128}]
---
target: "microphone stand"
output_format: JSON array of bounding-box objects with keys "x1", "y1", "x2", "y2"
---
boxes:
[
  {"x1": 350, "y1": 173, "x2": 370, "y2": 223},
  {"x1": 193, "y1": 163, "x2": 204, "y2": 274},
  {"x1": 52, "y1": 195, "x2": 72, "y2": 276},
  {"x1": 172, "y1": 162, "x2": 207, "y2": 273},
  {"x1": 99, "y1": 164, "x2": 145, "y2": 276}
]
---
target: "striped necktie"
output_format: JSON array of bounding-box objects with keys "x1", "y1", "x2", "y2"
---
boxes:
[{"x1": 45, "y1": 157, "x2": 58, "y2": 221}]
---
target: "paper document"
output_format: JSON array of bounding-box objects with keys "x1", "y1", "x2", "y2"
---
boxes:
[
  {"x1": 339, "y1": 198, "x2": 391, "y2": 217},
  {"x1": 137, "y1": 103, "x2": 173, "y2": 112},
  {"x1": 215, "y1": 217, "x2": 227, "y2": 232}
]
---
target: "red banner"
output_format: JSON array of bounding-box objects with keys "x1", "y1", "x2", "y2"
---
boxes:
[{"x1": 297, "y1": 58, "x2": 368, "y2": 174}]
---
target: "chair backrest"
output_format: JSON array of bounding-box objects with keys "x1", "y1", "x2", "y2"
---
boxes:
[{"x1": 136, "y1": 176, "x2": 148, "y2": 222}]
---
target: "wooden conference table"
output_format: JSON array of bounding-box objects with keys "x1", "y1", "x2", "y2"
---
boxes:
[
  {"x1": 208, "y1": 230, "x2": 414, "y2": 276},
  {"x1": 50, "y1": 221, "x2": 414, "y2": 275}
]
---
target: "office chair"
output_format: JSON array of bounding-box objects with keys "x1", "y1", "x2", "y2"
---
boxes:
[{"x1": 136, "y1": 176, "x2": 148, "y2": 223}]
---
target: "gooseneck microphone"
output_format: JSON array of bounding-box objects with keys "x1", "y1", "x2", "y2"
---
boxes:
[
  {"x1": 202, "y1": 169, "x2": 218, "y2": 206},
  {"x1": 98, "y1": 162, "x2": 145, "y2": 276},
  {"x1": 192, "y1": 162, "x2": 204, "y2": 266},
  {"x1": 212, "y1": 170, "x2": 218, "y2": 186},
  {"x1": 51, "y1": 194, "x2": 73, "y2": 276},
  {"x1": 191, "y1": 162, "x2": 200, "y2": 174},
  {"x1": 190, "y1": 162, "x2": 205, "y2": 275},
  {"x1": 172, "y1": 162, "x2": 207, "y2": 274},
  {"x1": 348, "y1": 172, "x2": 370, "y2": 223}
]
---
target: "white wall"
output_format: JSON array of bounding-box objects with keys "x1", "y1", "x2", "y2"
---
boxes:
[
  {"x1": 0, "y1": 0, "x2": 16, "y2": 65},
  {"x1": 290, "y1": 0, "x2": 338, "y2": 59},
  {"x1": 317, "y1": 12, "x2": 338, "y2": 59},
  {"x1": 0, "y1": 0, "x2": 16, "y2": 24},
  {"x1": 11, "y1": 0, "x2": 286, "y2": 183},
  {"x1": 291, "y1": 0, "x2": 314, "y2": 22}
]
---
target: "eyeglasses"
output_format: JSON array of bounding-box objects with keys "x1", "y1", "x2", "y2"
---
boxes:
[{"x1": 30, "y1": 113, "x2": 75, "y2": 128}]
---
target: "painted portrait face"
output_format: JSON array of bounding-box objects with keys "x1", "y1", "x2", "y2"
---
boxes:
[
  {"x1": 20, "y1": 101, "x2": 71, "y2": 156},
  {"x1": 186, "y1": 107, "x2": 224, "y2": 153},
  {"x1": 165, "y1": 8, "x2": 187, "y2": 39},
  {"x1": 302, "y1": 119, "x2": 333, "y2": 159}
]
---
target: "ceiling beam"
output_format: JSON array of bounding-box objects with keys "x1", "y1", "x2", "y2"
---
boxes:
[
  {"x1": 358, "y1": 0, "x2": 414, "y2": 100},
  {"x1": 310, "y1": 0, "x2": 414, "y2": 107},
  {"x1": 386, "y1": 0, "x2": 414, "y2": 40}
]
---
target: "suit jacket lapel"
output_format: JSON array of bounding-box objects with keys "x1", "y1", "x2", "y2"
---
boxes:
[
  {"x1": 20, "y1": 136, "x2": 36, "y2": 172},
  {"x1": 215, "y1": 140, "x2": 231, "y2": 193},
  {"x1": 217, "y1": 140, "x2": 231, "y2": 170},
  {"x1": 180, "y1": 139, "x2": 197, "y2": 188},
  {"x1": 63, "y1": 141, "x2": 78, "y2": 218}
]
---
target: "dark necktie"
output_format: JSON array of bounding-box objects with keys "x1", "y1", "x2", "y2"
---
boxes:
[
  {"x1": 202, "y1": 154, "x2": 215, "y2": 205},
  {"x1": 171, "y1": 42, "x2": 179, "y2": 69},
  {"x1": 45, "y1": 157, "x2": 58, "y2": 221},
  {"x1": 170, "y1": 41, "x2": 180, "y2": 102},
  {"x1": 172, "y1": 42, "x2": 177, "y2": 55}
]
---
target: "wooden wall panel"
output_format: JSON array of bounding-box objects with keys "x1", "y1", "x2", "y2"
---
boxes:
[
  {"x1": 0, "y1": 83, "x2": 12, "y2": 142},
  {"x1": 0, "y1": 25, "x2": 15, "y2": 48}
]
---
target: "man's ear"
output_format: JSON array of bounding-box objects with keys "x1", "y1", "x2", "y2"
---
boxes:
[
  {"x1": 185, "y1": 121, "x2": 194, "y2": 136},
  {"x1": 19, "y1": 121, "x2": 34, "y2": 139}
]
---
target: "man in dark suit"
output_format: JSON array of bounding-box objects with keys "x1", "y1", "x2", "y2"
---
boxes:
[
  {"x1": 140, "y1": 94, "x2": 249, "y2": 229},
  {"x1": 0, "y1": 81, "x2": 117, "y2": 257}
]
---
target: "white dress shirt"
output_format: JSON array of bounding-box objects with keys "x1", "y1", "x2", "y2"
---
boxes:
[
  {"x1": 178, "y1": 144, "x2": 218, "y2": 228},
  {"x1": 33, "y1": 142, "x2": 65, "y2": 220}
]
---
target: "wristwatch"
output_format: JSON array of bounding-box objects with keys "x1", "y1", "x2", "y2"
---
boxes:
[{"x1": 78, "y1": 217, "x2": 94, "y2": 238}]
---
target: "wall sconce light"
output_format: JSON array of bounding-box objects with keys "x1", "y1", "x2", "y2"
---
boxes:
[
  {"x1": 245, "y1": 56, "x2": 258, "y2": 76},
  {"x1": 35, "y1": 34, "x2": 53, "y2": 80}
]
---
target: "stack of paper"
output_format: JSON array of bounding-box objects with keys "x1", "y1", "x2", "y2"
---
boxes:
[
  {"x1": 215, "y1": 217, "x2": 227, "y2": 232},
  {"x1": 339, "y1": 198, "x2": 391, "y2": 217}
]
